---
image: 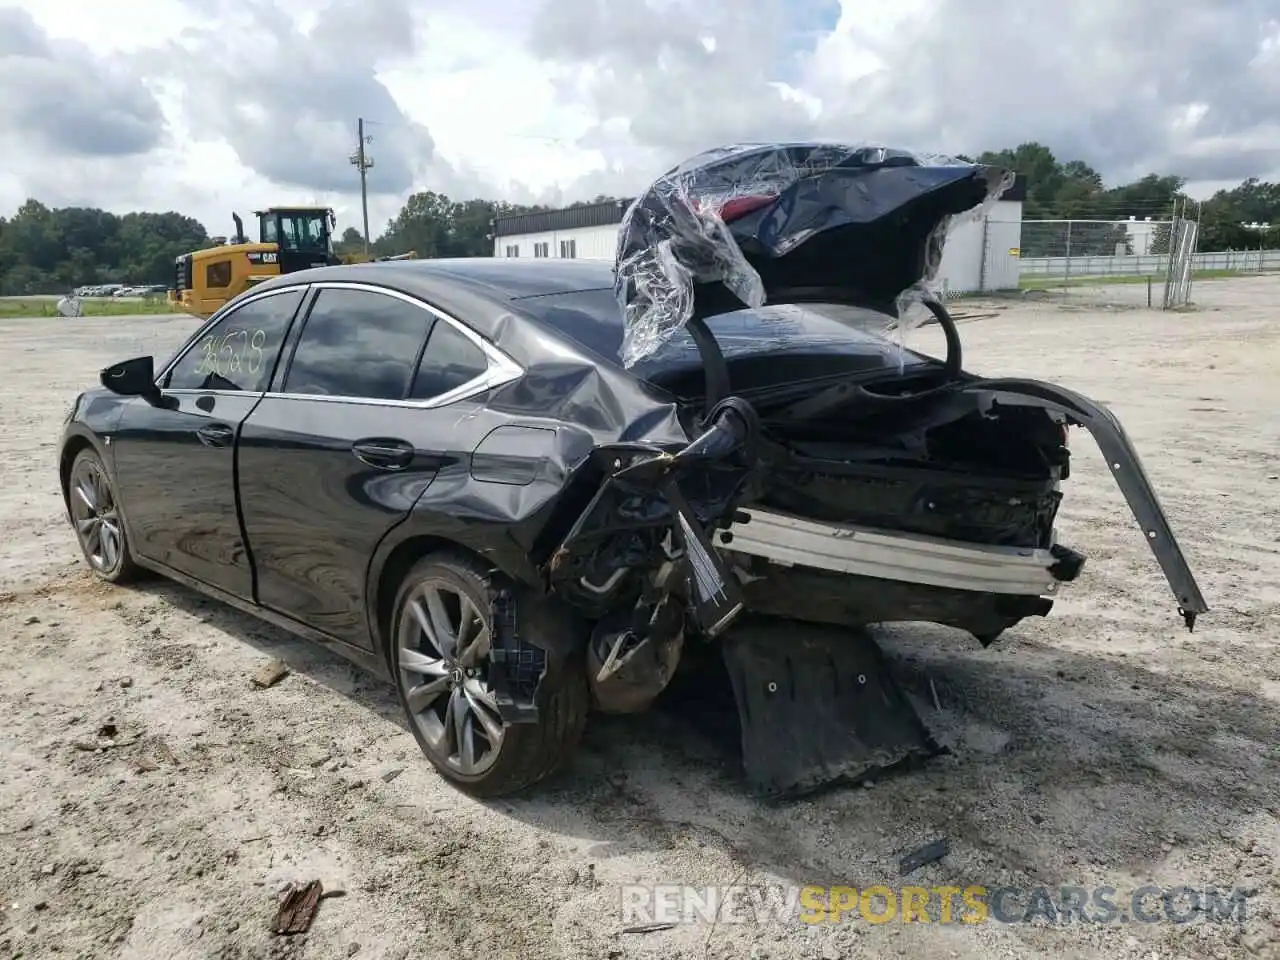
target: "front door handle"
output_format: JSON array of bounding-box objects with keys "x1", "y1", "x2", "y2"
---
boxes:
[
  {"x1": 196, "y1": 422, "x2": 235, "y2": 447},
  {"x1": 352, "y1": 438, "x2": 415, "y2": 471}
]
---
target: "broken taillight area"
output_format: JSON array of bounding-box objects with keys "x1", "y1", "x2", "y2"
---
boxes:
[
  {"x1": 684, "y1": 192, "x2": 779, "y2": 224},
  {"x1": 716, "y1": 194, "x2": 777, "y2": 223}
]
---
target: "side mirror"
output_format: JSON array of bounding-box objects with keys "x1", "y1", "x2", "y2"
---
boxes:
[{"x1": 100, "y1": 356, "x2": 159, "y2": 398}]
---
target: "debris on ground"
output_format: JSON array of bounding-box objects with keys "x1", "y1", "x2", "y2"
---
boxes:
[
  {"x1": 272, "y1": 880, "x2": 324, "y2": 935},
  {"x1": 899, "y1": 837, "x2": 950, "y2": 876},
  {"x1": 251, "y1": 659, "x2": 289, "y2": 689},
  {"x1": 621, "y1": 922, "x2": 675, "y2": 934},
  {"x1": 71, "y1": 734, "x2": 139, "y2": 752}
]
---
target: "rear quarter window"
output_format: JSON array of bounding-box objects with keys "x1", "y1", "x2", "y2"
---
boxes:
[{"x1": 410, "y1": 321, "x2": 489, "y2": 400}]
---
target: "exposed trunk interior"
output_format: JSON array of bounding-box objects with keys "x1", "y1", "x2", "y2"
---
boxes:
[{"x1": 721, "y1": 382, "x2": 1072, "y2": 550}]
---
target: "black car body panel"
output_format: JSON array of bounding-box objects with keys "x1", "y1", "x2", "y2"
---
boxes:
[
  {"x1": 60, "y1": 141, "x2": 1207, "y2": 798},
  {"x1": 112, "y1": 389, "x2": 263, "y2": 600},
  {"x1": 64, "y1": 264, "x2": 695, "y2": 643},
  {"x1": 237, "y1": 395, "x2": 451, "y2": 645}
]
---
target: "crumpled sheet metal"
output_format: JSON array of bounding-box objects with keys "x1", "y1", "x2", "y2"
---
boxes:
[{"x1": 613, "y1": 142, "x2": 1015, "y2": 368}]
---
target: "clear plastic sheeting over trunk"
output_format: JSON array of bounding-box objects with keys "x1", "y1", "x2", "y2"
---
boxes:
[{"x1": 613, "y1": 142, "x2": 1014, "y2": 368}]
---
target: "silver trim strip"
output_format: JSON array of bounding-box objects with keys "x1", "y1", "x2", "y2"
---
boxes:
[
  {"x1": 157, "y1": 280, "x2": 525, "y2": 409},
  {"x1": 717, "y1": 508, "x2": 1062, "y2": 597}
]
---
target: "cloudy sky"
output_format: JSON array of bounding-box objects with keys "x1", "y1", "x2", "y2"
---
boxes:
[{"x1": 1, "y1": 0, "x2": 1277, "y2": 237}]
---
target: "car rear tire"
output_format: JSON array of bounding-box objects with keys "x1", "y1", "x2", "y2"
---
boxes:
[
  {"x1": 68, "y1": 447, "x2": 140, "y2": 584},
  {"x1": 390, "y1": 552, "x2": 589, "y2": 798}
]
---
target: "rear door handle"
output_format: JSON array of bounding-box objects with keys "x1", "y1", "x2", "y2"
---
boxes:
[
  {"x1": 196, "y1": 422, "x2": 235, "y2": 447},
  {"x1": 352, "y1": 438, "x2": 415, "y2": 471}
]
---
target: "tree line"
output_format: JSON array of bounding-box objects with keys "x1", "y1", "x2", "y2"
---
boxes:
[
  {"x1": 1, "y1": 143, "x2": 1277, "y2": 295},
  {"x1": 969, "y1": 143, "x2": 1279, "y2": 257}
]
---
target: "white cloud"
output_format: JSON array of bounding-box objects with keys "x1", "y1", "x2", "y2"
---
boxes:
[
  {"x1": 1, "y1": 0, "x2": 1277, "y2": 237},
  {"x1": 377, "y1": 14, "x2": 607, "y2": 197}
]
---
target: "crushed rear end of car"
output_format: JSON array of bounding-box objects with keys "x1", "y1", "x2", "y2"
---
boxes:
[{"x1": 531, "y1": 142, "x2": 1207, "y2": 797}]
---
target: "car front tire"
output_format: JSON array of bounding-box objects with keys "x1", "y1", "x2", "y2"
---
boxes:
[
  {"x1": 68, "y1": 447, "x2": 140, "y2": 584},
  {"x1": 390, "y1": 552, "x2": 589, "y2": 798}
]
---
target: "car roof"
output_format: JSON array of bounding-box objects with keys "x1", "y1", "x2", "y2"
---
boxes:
[
  {"x1": 246, "y1": 259, "x2": 924, "y2": 387},
  {"x1": 276, "y1": 258, "x2": 619, "y2": 302},
  {"x1": 411, "y1": 258, "x2": 617, "y2": 299}
]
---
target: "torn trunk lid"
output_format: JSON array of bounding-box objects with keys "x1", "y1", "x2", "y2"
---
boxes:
[
  {"x1": 614, "y1": 142, "x2": 1011, "y2": 368},
  {"x1": 537, "y1": 139, "x2": 1210, "y2": 796},
  {"x1": 596, "y1": 140, "x2": 1207, "y2": 633}
]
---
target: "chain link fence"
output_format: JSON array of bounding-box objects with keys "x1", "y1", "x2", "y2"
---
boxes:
[
  {"x1": 1016, "y1": 217, "x2": 1178, "y2": 308},
  {"x1": 1011, "y1": 207, "x2": 1280, "y2": 310}
]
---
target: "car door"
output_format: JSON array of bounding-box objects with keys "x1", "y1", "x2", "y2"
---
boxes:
[
  {"x1": 236, "y1": 282, "x2": 511, "y2": 649},
  {"x1": 110, "y1": 286, "x2": 307, "y2": 599}
]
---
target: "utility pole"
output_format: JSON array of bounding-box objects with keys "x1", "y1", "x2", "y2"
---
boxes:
[{"x1": 349, "y1": 118, "x2": 375, "y2": 256}]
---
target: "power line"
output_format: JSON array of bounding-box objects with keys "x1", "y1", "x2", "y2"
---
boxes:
[{"x1": 349, "y1": 118, "x2": 375, "y2": 255}]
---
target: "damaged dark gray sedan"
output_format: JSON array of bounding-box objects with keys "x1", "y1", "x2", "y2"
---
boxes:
[{"x1": 58, "y1": 142, "x2": 1207, "y2": 799}]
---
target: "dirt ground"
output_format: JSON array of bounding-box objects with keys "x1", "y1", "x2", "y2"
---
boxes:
[{"x1": 1, "y1": 277, "x2": 1278, "y2": 960}]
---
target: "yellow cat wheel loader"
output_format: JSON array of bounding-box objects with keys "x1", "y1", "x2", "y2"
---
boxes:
[{"x1": 169, "y1": 207, "x2": 417, "y2": 318}]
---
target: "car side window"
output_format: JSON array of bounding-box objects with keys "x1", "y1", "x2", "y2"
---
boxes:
[
  {"x1": 282, "y1": 288, "x2": 432, "y2": 400},
  {"x1": 409, "y1": 320, "x2": 490, "y2": 400},
  {"x1": 165, "y1": 289, "x2": 304, "y2": 392}
]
